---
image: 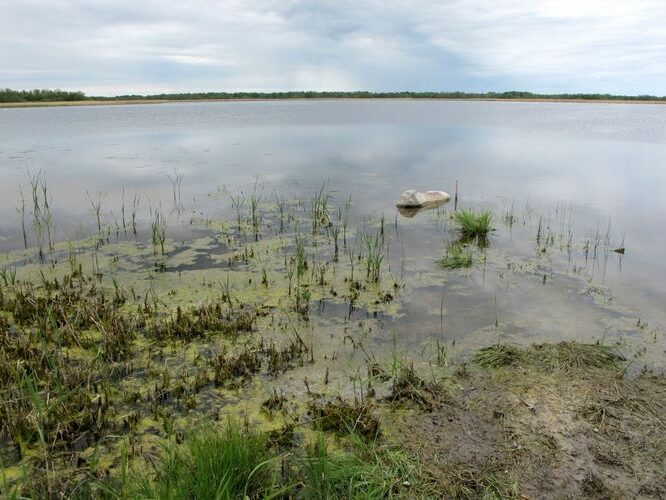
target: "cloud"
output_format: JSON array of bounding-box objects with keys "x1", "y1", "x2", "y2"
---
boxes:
[{"x1": 0, "y1": 0, "x2": 664, "y2": 95}]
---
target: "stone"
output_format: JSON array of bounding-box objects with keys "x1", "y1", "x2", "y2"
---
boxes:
[{"x1": 396, "y1": 190, "x2": 451, "y2": 208}]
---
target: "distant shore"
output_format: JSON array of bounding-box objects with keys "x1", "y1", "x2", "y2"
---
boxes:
[
  {"x1": 3, "y1": 97, "x2": 666, "y2": 109},
  {"x1": 0, "y1": 99, "x2": 169, "y2": 108}
]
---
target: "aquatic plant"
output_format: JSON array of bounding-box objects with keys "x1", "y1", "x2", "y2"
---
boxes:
[
  {"x1": 250, "y1": 178, "x2": 262, "y2": 237},
  {"x1": 87, "y1": 190, "x2": 104, "y2": 243},
  {"x1": 310, "y1": 181, "x2": 332, "y2": 235},
  {"x1": 16, "y1": 186, "x2": 28, "y2": 249},
  {"x1": 131, "y1": 193, "x2": 140, "y2": 236},
  {"x1": 438, "y1": 242, "x2": 473, "y2": 269},
  {"x1": 363, "y1": 230, "x2": 384, "y2": 283},
  {"x1": 150, "y1": 208, "x2": 167, "y2": 255},
  {"x1": 453, "y1": 209, "x2": 494, "y2": 241}
]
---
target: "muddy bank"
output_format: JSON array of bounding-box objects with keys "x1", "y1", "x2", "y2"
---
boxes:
[{"x1": 392, "y1": 343, "x2": 666, "y2": 498}]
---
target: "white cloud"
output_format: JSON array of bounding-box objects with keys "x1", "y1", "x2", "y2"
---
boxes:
[{"x1": 0, "y1": 0, "x2": 665, "y2": 95}]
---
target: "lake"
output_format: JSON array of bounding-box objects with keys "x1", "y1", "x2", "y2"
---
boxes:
[{"x1": 1, "y1": 99, "x2": 665, "y2": 368}]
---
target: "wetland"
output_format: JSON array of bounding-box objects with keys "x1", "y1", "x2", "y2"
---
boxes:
[{"x1": 0, "y1": 100, "x2": 665, "y2": 498}]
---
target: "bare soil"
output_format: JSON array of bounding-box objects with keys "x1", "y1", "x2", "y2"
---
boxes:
[{"x1": 395, "y1": 362, "x2": 666, "y2": 498}]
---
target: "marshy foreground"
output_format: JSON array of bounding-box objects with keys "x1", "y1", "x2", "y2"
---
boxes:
[{"x1": 0, "y1": 178, "x2": 664, "y2": 499}]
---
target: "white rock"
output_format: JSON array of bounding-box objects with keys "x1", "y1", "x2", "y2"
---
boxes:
[{"x1": 396, "y1": 190, "x2": 451, "y2": 207}]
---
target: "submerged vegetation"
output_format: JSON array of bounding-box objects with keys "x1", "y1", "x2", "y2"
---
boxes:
[{"x1": 438, "y1": 242, "x2": 473, "y2": 269}]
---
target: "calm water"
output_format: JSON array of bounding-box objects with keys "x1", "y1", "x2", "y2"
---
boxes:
[{"x1": 1, "y1": 100, "x2": 665, "y2": 362}]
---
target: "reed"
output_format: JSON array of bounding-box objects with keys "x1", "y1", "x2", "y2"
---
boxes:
[
  {"x1": 131, "y1": 193, "x2": 140, "y2": 236},
  {"x1": 363, "y1": 230, "x2": 384, "y2": 283},
  {"x1": 87, "y1": 191, "x2": 104, "y2": 242},
  {"x1": 16, "y1": 186, "x2": 28, "y2": 249}
]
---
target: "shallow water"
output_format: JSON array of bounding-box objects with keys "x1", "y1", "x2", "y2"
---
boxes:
[{"x1": 1, "y1": 100, "x2": 665, "y2": 367}]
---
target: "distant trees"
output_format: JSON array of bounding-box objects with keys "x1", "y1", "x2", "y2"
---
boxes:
[
  {"x1": 0, "y1": 88, "x2": 86, "y2": 102},
  {"x1": 100, "y1": 90, "x2": 666, "y2": 102},
  {"x1": 2, "y1": 88, "x2": 664, "y2": 103}
]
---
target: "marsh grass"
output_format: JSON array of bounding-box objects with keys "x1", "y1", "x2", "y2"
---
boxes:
[
  {"x1": 87, "y1": 191, "x2": 104, "y2": 243},
  {"x1": 113, "y1": 422, "x2": 278, "y2": 499},
  {"x1": 310, "y1": 181, "x2": 332, "y2": 235},
  {"x1": 16, "y1": 187, "x2": 28, "y2": 249},
  {"x1": 27, "y1": 171, "x2": 56, "y2": 262},
  {"x1": 309, "y1": 399, "x2": 380, "y2": 439},
  {"x1": 473, "y1": 344, "x2": 525, "y2": 368},
  {"x1": 453, "y1": 209, "x2": 494, "y2": 241},
  {"x1": 250, "y1": 178, "x2": 262, "y2": 238},
  {"x1": 150, "y1": 208, "x2": 167, "y2": 255},
  {"x1": 104, "y1": 423, "x2": 426, "y2": 500},
  {"x1": 363, "y1": 230, "x2": 384, "y2": 283},
  {"x1": 474, "y1": 342, "x2": 625, "y2": 371},
  {"x1": 438, "y1": 242, "x2": 473, "y2": 269},
  {"x1": 299, "y1": 433, "x2": 424, "y2": 499}
]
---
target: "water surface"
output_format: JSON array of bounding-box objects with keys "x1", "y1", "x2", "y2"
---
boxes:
[{"x1": 1, "y1": 100, "x2": 665, "y2": 365}]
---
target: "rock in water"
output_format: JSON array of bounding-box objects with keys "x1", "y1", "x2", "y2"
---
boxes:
[{"x1": 396, "y1": 190, "x2": 451, "y2": 208}]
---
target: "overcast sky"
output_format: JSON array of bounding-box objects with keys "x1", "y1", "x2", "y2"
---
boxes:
[{"x1": 1, "y1": 0, "x2": 665, "y2": 96}]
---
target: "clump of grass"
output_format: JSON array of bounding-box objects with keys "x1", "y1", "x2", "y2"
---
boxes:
[
  {"x1": 530, "y1": 342, "x2": 625, "y2": 371},
  {"x1": 474, "y1": 344, "x2": 525, "y2": 368},
  {"x1": 309, "y1": 398, "x2": 380, "y2": 439},
  {"x1": 453, "y1": 209, "x2": 494, "y2": 240},
  {"x1": 299, "y1": 434, "x2": 421, "y2": 499},
  {"x1": 389, "y1": 362, "x2": 442, "y2": 410},
  {"x1": 114, "y1": 422, "x2": 277, "y2": 499},
  {"x1": 474, "y1": 342, "x2": 625, "y2": 371},
  {"x1": 363, "y1": 230, "x2": 384, "y2": 283},
  {"x1": 438, "y1": 242, "x2": 473, "y2": 269}
]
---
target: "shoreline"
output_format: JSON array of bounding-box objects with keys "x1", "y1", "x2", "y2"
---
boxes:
[{"x1": 2, "y1": 96, "x2": 666, "y2": 109}]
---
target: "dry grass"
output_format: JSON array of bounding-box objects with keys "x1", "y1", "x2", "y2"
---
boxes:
[{"x1": 474, "y1": 341, "x2": 625, "y2": 372}]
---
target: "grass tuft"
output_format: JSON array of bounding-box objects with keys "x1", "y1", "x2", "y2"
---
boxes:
[
  {"x1": 474, "y1": 342, "x2": 625, "y2": 372},
  {"x1": 530, "y1": 342, "x2": 625, "y2": 371},
  {"x1": 300, "y1": 434, "x2": 423, "y2": 499},
  {"x1": 438, "y1": 242, "x2": 473, "y2": 269},
  {"x1": 453, "y1": 209, "x2": 494, "y2": 241},
  {"x1": 474, "y1": 344, "x2": 525, "y2": 368},
  {"x1": 115, "y1": 422, "x2": 277, "y2": 499}
]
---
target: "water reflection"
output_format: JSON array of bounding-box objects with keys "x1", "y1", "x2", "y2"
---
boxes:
[
  {"x1": 397, "y1": 198, "x2": 449, "y2": 218},
  {"x1": 1, "y1": 100, "x2": 665, "y2": 335}
]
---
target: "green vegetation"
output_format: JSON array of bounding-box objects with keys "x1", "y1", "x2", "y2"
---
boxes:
[
  {"x1": 0, "y1": 88, "x2": 85, "y2": 102},
  {"x1": 453, "y1": 209, "x2": 494, "y2": 241},
  {"x1": 111, "y1": 423, "x2": 277, "y2": 499},
  {"x1": 299, "y1": 434, "x2": 422, "y2": 499},
  {"x1": 103, "y1": 420, "x2": 424, "y2": 499},
  {"x1": 438, "y1": 242, "x2": 473, "y2": 269}
]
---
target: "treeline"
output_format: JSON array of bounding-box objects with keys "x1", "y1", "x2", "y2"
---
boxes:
[
  {"x1": 3, "y1": 88, "x2": 666, "y2": 103},
  {"x1": 0, "y1": 88, "x2": 87, "y2": 102},
  {"x1": 98, "y1": 90, "x2": 666, "y2": 102}
]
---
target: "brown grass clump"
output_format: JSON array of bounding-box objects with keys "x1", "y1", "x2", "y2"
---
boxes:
[
  {"x1": 474, "y1": 341, "x2": 625, "y2": 372},
  {"x1": 309, "y1": 398, "x2": 380, "y2": 439}
]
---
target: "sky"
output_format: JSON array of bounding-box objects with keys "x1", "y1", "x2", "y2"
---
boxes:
[{"x1": 1, "y1": 0, "x2": 665, "y2": 96}]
